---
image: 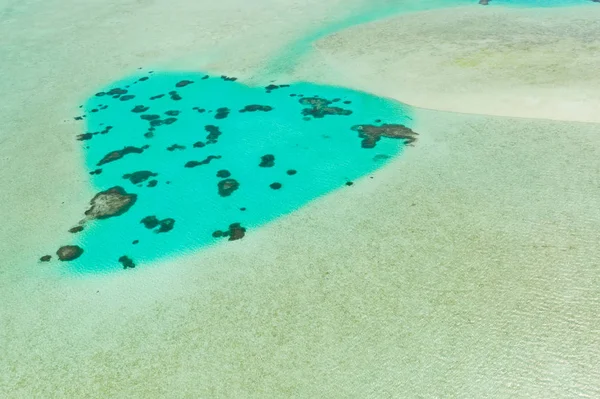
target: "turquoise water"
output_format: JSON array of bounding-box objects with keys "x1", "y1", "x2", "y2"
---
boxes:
[
  {"x1": 52, "y1": 0, "x2": 591, "y2": 273},
  {"x1": 65, "y1": 73, "x2": 412, "y2": 273}
]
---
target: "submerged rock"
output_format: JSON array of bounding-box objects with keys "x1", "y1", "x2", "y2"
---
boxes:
[
  {"x1": 350, "y1": 123, "x2": 418, "y2": 148},
  {"x1": 84, "y1": 186, "x2": 137, "y2": 220},
  {"x1": 185, "y1": 155, "x2": 221, "y2": 168},
  {"x1": 68, "y1": 226, "x2": 84, "y2": 233},
  {"x1": 39, "y1": 255, "x2": 52, "y2": 262},
  {"x1": 97, "y1": 145, "x2": 149, "y2": 166},
  {"x1": 122, "y1": 170, "x2": 158, "y2": 184},
  {"x1": 299, "y1": 97, "x2": 352, "y2": 119},
  {"x1": 259, "y1": 154, "x2": 275, "y2": 167},
  {"x1": 239, "y1": 104, "x2": 273, "y2": 113},
  {"x1": 140, "y1": 216, "x2": 175, "y2": 233},
  {"x1": 217, "y1": 178, "x2": 240, "y2": 197},
  {"x1": 118, "y1": 255, "x2": 135, "y2": 269},
  {"x1": 56, "y1": 245, "x2": 84, "y2": 261},
  {"x1": 212, "y1": 222, "x2": 246, "y2": 241}
]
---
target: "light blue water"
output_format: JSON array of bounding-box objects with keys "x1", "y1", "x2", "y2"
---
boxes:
[
  {"x1": 53, "y1": 0, "x2": 591, "y2": 273},
  {"x1": 66, "y1": 73, "x2": 412, "y2": 273}
]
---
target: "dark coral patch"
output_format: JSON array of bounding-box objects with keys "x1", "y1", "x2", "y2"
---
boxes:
[
  {"x1": 165, "y1": 110, "x2": 180, "y2": 116},
  {"x1": 40, "y1": 255, "x2": 52, "y2": 262},
  {"x1": 350, "y1": 123, "x2": 418, "y2": 149},
  {"x1": 90, "y1": 168, "x2": 103, "y2": 175},
  {"x1": 140, "y1": 215, "x2": 160, "y2": 229},
  {"x1": 239, "y1": 105, "x2": 273, "y2": 113},
  {"x1": 218, "y1": 178, "x2": 240, "y2": 197},
  {"x1": 107, "y1": 88, "x2": 128, "y2": 96},
  {"x1": 147, "y1": 179, "x2": 158, "y2": 188},
  {"x1": 69, "y1": 226, "x2": 84, "y2": 233},
  {"x1": 84, "y1": 186, "x2": 137, "y2": 220},
  {"x1": 118, "y1": 255, "x2": 135, "y2": 269},
  {"x1": 167, "y1": 144, "x2": 186, "y2": 151},
  {"x1": 122, "y1": 170, "x2": 157, "y2": 184},
  {"x1": 77, "y1": 133, "x2": 93, "y2": 141},
  {"x1": 150, "y1": 94, "x2": 165, "y2": 100},
  {"x1": 205, "y1": 125, "x2": 222, "y2": 144},
  {"x1": 175, "y1": 80, "x2": 194, "y2": 88},
  {"x1": 259, "y1": 154, "x2": 275, "y2": 168},
  {"x1": 132, "y1": 240, "x2": 139, "y2": 245},
  {"x1": 221, "y1": 75, "x2": 237, "y2": 82},
  {"x1": 56, "y1": 245, "x2": 84, "y2": 261},
  {"x1": 185, "y1": 155, "x2": 221, "y2": 168},
  {"x1": 286, "y1": 169, "x2": 297, "y2": 175},
  {"x1": 120, "y1": 95, "x2": 135, "y2": 101},
  {"x1": 97, "y1": 145, "x2": 149, "y2": 166},
  {"x1": 214, "y1": 107, "x2": 230, "y2": 120},
  {"x1": 141, "y1": 114, "x2": 160, "y2": 121},
  {"x1": 169, "y1": 91, "x2": 182, "y2": 101},
  {"x1": 216, "y1": 169, "x2": 231, "y2": 178},
  {"x1": 265, "y1": 84, "x2": 290, "y2": 93},
  {"x1": 193, "y1": 141, "x2": 206, "y2": 148},
  {"x1": 299, "y1": 97, "x2": 352, "y2": 119},
  {"x1": 140, "y1": 216, "x2": 175, "y2": 233},
  {"x1": 213, "y1": 223, "x2": 246, "y2": 241},
  {"x1": 132, "y1": 105, "x2": 150, "y2": 113},
  {"x1": 270, "y1": 182, "x2": 282, "y2": 190}
]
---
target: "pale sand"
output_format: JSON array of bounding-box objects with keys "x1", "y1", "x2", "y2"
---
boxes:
[
  {"x1": 306, "y1": 5, "x2": 600, "y2": 123},
  {"x1": 1, "y1": 1, "x2": 600, "y2": 398}
]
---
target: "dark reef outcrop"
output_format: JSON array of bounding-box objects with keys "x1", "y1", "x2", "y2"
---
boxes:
[
  {"x1": 84, "y1": 186, "x2": 137, "y2": 220},
  {"x1": 350, "y1": 123, "x2": 418, "y2": 148},
  {"x1": 97, "y1": 145, "x2": 149, "y2": 166},
  {"x1": 217, "y1": 178, "x2": 240, "y2": 197},
  {"x1": 56, "y1": 245, "x2": 84, "y2": 261},
  {"x1": 299, "y1": 97, "x2": 352, "y2": 119}
]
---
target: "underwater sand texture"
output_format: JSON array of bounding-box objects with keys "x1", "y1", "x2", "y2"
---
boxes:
[{"x1": 1, "y1": 0, "x2": 600, "y2": 397}]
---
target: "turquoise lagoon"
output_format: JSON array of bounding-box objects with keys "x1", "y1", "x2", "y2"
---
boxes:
[{"x1": 66, "y1": 73, "x2": 413, "y2": 273}]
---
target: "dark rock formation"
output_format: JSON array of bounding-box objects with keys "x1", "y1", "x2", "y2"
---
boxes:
[
  {"x1": 140, "y1": 216, "x2": 176, "y2": 233},
  {"x1": 259, "y1": 154, "x2": 275, "y2": 167},
  {"x1": 167, "y1": 144, "x2": 186, "y2": 151},
  {"x1": 175, "y1": 80, "x2": 194, "y2": 88},
  {"x1": 123, "y1": 170, "x2": 158, "y2": 184},
  {"x1": 239, "y1": 105, "x2": 273, "y2": 113},
  {"x1": 270, "y1": 182, "x2": 282, "y2": 190},
  {"x1": 69, "y1": 226, "x2": 84, "y2": 233},
  {"x1": 40, "y1": 255, "x2": 52, "y2": 262},
  {"x1": 97, "y1": 145, "x2": 149, "y2": 166},
  {"x1": 118, "y1": 255, "x2": 135, "y2": 269},
  {"x1": 185, "y1": 155, "x2": 221, "y2": 168},
  {"x1": 205, "y1": 125, "x2": 222, "y2": 144},
  {"x1": 56, "y1": 245, "x2": 84, "y2": 261},
  {"x1": 84, "y1": 186, "x2": 137, "y2": 220},
  {"x1": 212, "y1": 223, "x2": 246, "y2": 241},
  {"x1": 299, "y1": 97, "x2": 352, "y2": 118},
  {"x1": 218, "y1": 178, "x2": 240, "y2": 197},
  {"x1": 350, "y1": 123, "x2": 418, "y2": 148},
  {"x1": 214, "y1": 107, "x2": 230, "y2": 120}
]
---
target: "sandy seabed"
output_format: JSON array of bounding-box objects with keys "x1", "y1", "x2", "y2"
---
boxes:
[{"x1": 0, "y1": 0, "x2": 599, "y2": 397}]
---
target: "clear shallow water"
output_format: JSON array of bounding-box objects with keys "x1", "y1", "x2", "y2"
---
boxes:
[{"x1": 65, "y1": 73, "x2": 413, "y2": 273}]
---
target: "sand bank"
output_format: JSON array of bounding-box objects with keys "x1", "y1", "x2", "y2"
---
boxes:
[{"x1": 307, "y1": 5, "x2": 600, "y2": 123}]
